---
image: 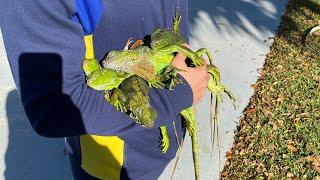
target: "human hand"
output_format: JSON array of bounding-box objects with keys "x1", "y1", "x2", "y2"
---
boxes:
[{"x1": 171, "y1": 45, "x2": 209, "y2": 105}]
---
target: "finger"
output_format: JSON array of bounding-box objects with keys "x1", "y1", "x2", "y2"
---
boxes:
[{"x1": 193, "y1": 88, "x2": 206, "y2": 105}]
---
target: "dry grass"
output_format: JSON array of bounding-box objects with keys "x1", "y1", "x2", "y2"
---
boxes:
[{"x1": 221, "y1": 0, "x2": 320, "y2": 179}]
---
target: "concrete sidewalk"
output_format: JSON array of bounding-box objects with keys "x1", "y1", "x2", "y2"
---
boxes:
[
  {"x1": 0, "y1": 0, "x2": 287, "y2": 179},
  {"x1": 160, "y1": 0, "x2": 287, "y2": 179}
]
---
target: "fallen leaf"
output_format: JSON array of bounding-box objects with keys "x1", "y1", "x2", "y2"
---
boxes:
[
  {"x1": 276, "y1": 95, "x2": 285, "y2": 103},
  {"x1": 304, "y1": 156, "x2": 314, "y2": 162},
  {"x1": 245, "y1": 107, "x2": 256, "y2": 114},
  {"x1": 240, "y1": 149, "x2": 246, "y2": 155},
  {"x1": 286, "y1": 144, "x2": 298, "y2": 153},
  {"x1": 287, "y1": 173, "x2": 294, "y2": 178},
  {"x1": 262, "y1": 109, "x2": 275, "y2": 117},
  {"x1": 312, "y1": 155, "x2": 320, "y2": 173},
  {"x1": 276, "y1": 64, "x2": 283, "y2": 69},
  {"x1": 226, "y1": 151, "x2": 233, "y2": 159}
]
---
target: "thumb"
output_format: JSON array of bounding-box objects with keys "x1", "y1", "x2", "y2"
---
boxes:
[{"x1": 171, "y1": 53, "x2": 187, "y2": 69}]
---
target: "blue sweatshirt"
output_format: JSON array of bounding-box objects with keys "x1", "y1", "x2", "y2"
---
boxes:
[{"x1": 1, "y1": 0, "x2": 191, "y2": 179}]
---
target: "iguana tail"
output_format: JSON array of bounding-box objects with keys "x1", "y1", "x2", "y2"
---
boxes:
[
  {"x1": 190, "y1": 127, "x2": 199, "y2": 180},
  {"x1": 180, "y1": 107, "x2": 199, "y2": 180}
]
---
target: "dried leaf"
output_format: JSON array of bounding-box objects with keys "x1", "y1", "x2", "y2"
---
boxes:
[
  {"x1": 276, "y1": 64, "x2": 283, "y2": 69},
  {"x1": 287, "y1": 173, "x2": 294, "y2": 178},
  {"x1": 304, "y1": 156, "x2": 314, "y2": 162},
  {"x1": 262, "y1": 109, "x2": 274, "y2": 117},
  {"x1": 250, "y1": 83, "x2": 260, "y2": 90},
  {"x1": 312, "y1": 155, "x2": 320, "y2": 173},
  {"x1": 286, "y1": 144, "x2": 298, "y2": 153},
  {"x1": 240, "y1": 149, "x2": 246, "y2": 155},
  {"x1": 276, "y1": 95, "x2": 285, "y2": 103},
  {"x1": 226, "y1": 151, "x2": 233, "y2": 159},
  {"x1": 245, "y1": 107, "x2": 256, "y2": 114}
]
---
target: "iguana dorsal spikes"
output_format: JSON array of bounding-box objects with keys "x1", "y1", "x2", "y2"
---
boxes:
[{"x1": 173, "y1": 7, "x2": 181, "y2": 33}]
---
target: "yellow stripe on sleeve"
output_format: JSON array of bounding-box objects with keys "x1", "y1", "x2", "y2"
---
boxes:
[
  {"x1": 80, "y1": 135, "x2": 125, "y2": 180},
  {"x1": 84, "y1": 35, "x2": 95, "y2": 59}
]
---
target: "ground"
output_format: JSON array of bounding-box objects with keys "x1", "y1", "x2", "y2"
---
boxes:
[{"x1": 221, "y1": 0, "x2": 320, "y2": 179}]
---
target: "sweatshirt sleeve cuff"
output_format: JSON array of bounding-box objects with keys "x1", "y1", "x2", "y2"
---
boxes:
[{"x1": 166, "y1": 74, "x2": 193, "y2": 114}]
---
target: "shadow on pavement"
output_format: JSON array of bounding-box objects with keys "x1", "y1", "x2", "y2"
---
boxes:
[
  {"x1": 189, "y1": 0, "x2": 288, "y2": 41},
  {"x1": 4, "y1": 52, "x2": 127, "y2": 179},
  {"x1": 4, "y1": 90, "x2": 72, "y2": 180}
]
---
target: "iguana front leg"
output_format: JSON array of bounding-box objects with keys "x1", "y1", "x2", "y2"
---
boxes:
[
  {"x1": 86, "y1": 68, "x2": 131, "y2": 91},
  {"x1": 148, "y1": 65, "x2": 181, "y2": 89},
  {"x1": 108, "y1": 88, "x2": 127, "y2": 112},
  {"x1": 83, "y1": 58, "x2": 101, "y2": 76},
  {"x1": 157, "y1": 65, "x2": 182, "y2": 89}
]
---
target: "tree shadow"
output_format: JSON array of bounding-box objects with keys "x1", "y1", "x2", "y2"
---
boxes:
[{"x1": 189, "y1": 0, "x2": 289, "y2": 42}]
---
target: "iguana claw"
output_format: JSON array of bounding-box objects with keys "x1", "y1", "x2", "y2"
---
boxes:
[
  {"x1": 113, "y1": 99, "x2": 126, "y2": 112},
  {"x1": 148, "y1": 77, "x2": 165, "y2": 88},
  {"x1": 109, "y1": 89, "x2": 127, "y2": 112}
]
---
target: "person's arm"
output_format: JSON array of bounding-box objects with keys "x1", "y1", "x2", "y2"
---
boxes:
[{"x1": 1, "y1": 0, "x2": 194, "y2": 138}]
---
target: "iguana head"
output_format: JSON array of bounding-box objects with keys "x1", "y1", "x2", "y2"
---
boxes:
[{"x1": 150, "y1": 28, "x2": 185, "y2": 50}]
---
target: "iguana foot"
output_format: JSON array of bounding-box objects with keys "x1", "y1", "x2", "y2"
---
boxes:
[
  {"x1": 158, "y1": 65, "x2": 182, "y2": 89},
  {"x1": 114, "y1": 99, "x2": 127, "y2": 112},
  {"x1": 166, "y1": 76, "x2": 182, "y2": 90},
  {"x1": 148, "y1": 77, "x2": 165, "y2": 88},
  {"x1": 160, "y1": 126, "x2": 170, "y2": 153},
  {"x1": 109, "y1": 89, "x2": 127, "y2": 112}
]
